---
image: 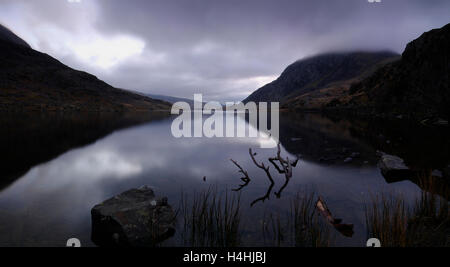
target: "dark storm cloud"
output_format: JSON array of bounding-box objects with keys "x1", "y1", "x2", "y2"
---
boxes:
[{"x1": 0, "y1": 0, "x2": 449, "y2": 101}]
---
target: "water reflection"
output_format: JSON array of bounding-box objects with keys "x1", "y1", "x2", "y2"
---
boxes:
[
  {"x1": 0, "y1": 112, "x2": 168, "y2": 190},
  {"x1": 277, "y1": 113, "x2": 450, "y2": 199},
  {"x1": 0, "y1": 112, "x2": 447, "y2": 246},
  {"x1": 231, "y1": 144, "x2": 300, "y2": 206},
  {"x1": 279, "y1": 113, "x2": 450, "y2": 168}
]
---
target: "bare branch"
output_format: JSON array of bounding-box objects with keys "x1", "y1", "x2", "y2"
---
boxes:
[
  {"x1": 269, "y1": 157, "x2": 285, "y2": 174},
  {"x1": 230, "y1": 144, "x2": 301, "y2": 206},
  {"x1": 249, "y1": 148, "x2": 275, "y2": 206},
  {"x1": 230, "y1": 159, "x2": 251, "y2": 192},
  {"x1": 249, "y1": 148, "x2": 265, "y2": 169},
  {"x1": 275, "y1": 158, "x2": 292, "y2": 198},
  {"x1": 251, "y1": 182, "x2": 275, "y2": 207},
  {"x1": 273, "y1": 142, "x2": 297, "y2": 198},
  {"x1": 291, "y1": 158, "x2": 300, "y2": 167}
]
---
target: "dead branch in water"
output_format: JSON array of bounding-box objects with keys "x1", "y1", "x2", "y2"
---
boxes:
[
  {"x1": 230, "y1": 159, "x2": 251, "y2": 192},
  {"x1": 230, "y1": 144, "x2": 300, "y2": 206},
  {"x1": 270, "y1": 143, "x2": 299, "y2": 198},
  {"x1": 249, "y1": 148, "x2": 275, "y2": 206}
]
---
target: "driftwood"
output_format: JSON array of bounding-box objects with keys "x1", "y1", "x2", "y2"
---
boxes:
[
  {"x1": 230, "y1": 143, "x2": 300, "y2": 206},
  {"x1": 249, "y1": 148, "x2": 275, "y2": 206},
  {"x1": 229, "y1": 146, "x2": 354, "y2": 237},
  {"x1": 316, "y1": 197, "x2": 354, "y2": 237},
  {"x1": 270, "y1": 143, "x2": 299, "y2": 198},
  {"x1": 230, "y1": 159, "x2": 251, "y2": 191}
]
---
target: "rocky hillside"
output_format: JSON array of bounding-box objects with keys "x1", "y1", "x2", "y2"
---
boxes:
[
  {"x1": 341, "y1": 23, "x2": 450, "y2": 120},
  {"x1": 244, "y1": 51, "x2": 399, "y2": 107},
  {"x1": 0, "y1": 25, "x2": 30, "y2": 48},
  {"x1": 0, "y1": 25, "x2": 171, "y2": 112}
]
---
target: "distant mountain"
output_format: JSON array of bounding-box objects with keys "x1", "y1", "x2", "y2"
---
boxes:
[
  {"x1": 246, "y1": 23, "x2": 450, "y2": 121},
  {"x1": 244, "y1": 51, "x2": 399, "y2": 107},
  {"x1": 0, "y1": 25, "x2": 171, "y2": 112},
  {"x1": 341, "y1": 23, "x2": 450, "y2": 120},
  {"x1": 144, "y1": 93, "x2": 204, "y2": 109}
]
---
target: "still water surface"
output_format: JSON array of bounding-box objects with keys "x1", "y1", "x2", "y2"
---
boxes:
[{"x1": 0, "y1": 112, "x2": 447, "y2": 246}]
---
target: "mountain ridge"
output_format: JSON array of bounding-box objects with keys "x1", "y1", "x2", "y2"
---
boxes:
[
  {"x1": 244, "y1": 51, "x2": 399, "y2": 106},
  {"x1": 0, "y1": 25, "x2": 171, "y2": 113},
  {"x1": 0, "y1": 24, "x2": 30, "y2": 48},
  {"x1": 244, "y1": 22, "x2": 450, "y2": 121},
  {"x1": 338, "y1": 23, "x2": 450, "y2": 120}
]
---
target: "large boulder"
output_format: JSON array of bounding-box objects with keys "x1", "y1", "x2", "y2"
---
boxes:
[
  {"x1": 378, "y1": 154, "x2": 414, "y2": 181},
  {"x1": 91, "y1": 186, "x2": 176, "y2": 247}
]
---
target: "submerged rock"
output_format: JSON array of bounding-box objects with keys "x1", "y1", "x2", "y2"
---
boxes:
[
  {"x1": 344, "y1": 157, "x2": 353, "y2": 163},
  {"x1": 378, "y1": 154, "x2": 414, "y2": 180},
  {"x1": 91, "y1": 186, "x2": 176, "y2": 247},
  {"x1": 433, "y1": 118, "x2": 448, "y2": 126},
  {"x1": 432, "y1": 170, "x2": 444, "y2": 178}
]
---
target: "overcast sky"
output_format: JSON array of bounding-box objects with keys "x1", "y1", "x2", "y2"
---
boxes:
[{"x1": 0, "y1": 0, "x2": 449, "y2": 101}]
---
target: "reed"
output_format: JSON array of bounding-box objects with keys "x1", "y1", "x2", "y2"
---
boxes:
[
  {"x1": 179, "y1": 188, "x2": 242, "y2": 247},
  {"x1": 291, "y1": 192, "x2": 333, "y2": 247},
  {"x1": 365, "y1": 193, "x2": 409, "y2": 247},
  {"x1": 262, "y1": 212, "x2": 287, "y2": 247},
  {"x1": 262, "y1": 192, "x2": 333, "y2": 247},
  {"x1": 365, "y1": 189, "x2": 449, "y2": 247},
  {"x1": 407, "y1": 191, "x2": 449, "y2": 247}
]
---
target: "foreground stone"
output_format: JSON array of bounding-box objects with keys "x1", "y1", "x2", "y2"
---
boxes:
[
  {"x1": 91, "y1": 186, "x2": 176, "y2": 247},
  {"x1": 378, "y1": 153, "x2": 414, "y2": 180}
]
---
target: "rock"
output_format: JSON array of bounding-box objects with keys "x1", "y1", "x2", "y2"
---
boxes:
[
  {"x1": 433, "y1": 119, "x2": 448, "y2": 126},
  {"x1": 432, "y1": 170, "x2": 444, "y2": 178},
  {"x1": 378, "y1": 154, "x2": 414, "y2": 180},
  {"x1": 350, "y1": 152, "x2": 361, "y2": 158},
  {"x1": 344, "y1": 157, "x2": 353, "y2": 163},
  {"x1": 91, "y1": 186, "x2": 176, "y2": 247}
]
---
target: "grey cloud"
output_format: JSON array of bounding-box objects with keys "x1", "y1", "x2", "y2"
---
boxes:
[{"x1": 1, "y1": 0, "x2": 449, "y2": 101}]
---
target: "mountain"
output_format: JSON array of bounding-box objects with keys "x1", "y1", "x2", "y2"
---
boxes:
[
  {"x1": 244, "y1": 51, "x2": 399, "y2": 107},
  {"x1": 144, "y1": 93, "x2": 203, "y2": 109},
  {"x1": 145, "y1": 94, "x2": 193, "y2": 104},
  {"x1": 341, "y1": 23, "x2": 450, "y2": 120},
  {"x1": 0, "y1": 25, "x2": 171, "y2": 112},
  {"x1": 0, "y1": 25, "x2": 30, "y2": 48}
]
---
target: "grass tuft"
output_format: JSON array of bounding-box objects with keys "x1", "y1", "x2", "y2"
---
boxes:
[
  {"x1": 179, "y1": 188, "x2": 242, "y2": 247},
  {"x1": 365, "y1": 189, "x2": 450, "y2": 247}
]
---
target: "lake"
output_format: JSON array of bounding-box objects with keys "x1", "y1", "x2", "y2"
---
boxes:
[{"x1": 0, "y1": 112, "x2": 448, "y2": 247}]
